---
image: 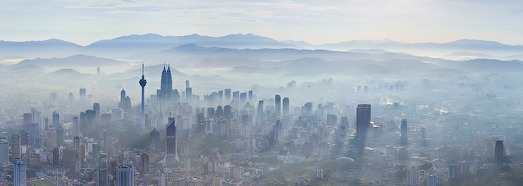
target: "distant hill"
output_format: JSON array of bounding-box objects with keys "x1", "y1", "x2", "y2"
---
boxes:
[
  {"x1": 0, "y1": 39, "x2": 82, "y2": 58},
  {"x1": 14, "y1": 54, "x2": 128, "y2": 68}
]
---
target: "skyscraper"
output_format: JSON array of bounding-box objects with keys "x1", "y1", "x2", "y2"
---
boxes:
[
  {"x1": 356, "y1": 104, "x2": 371, "y2": 140},
  {"x1": 275, "y1": 95, "x2": 281, "y2": 118},
  {"x1": 165, "y1": 117, "x2": 179, "y2": 164},
  {"x1": 159, "y1": 65, "x2": 173, "y2": 102},
  {"x1": 149, "y1": 128, "x2": 160, "y2": 153},
  {"x1": 401, "y1": 119, "x2": 408, "y2": 146},
  {"x1": 139, "y1": 153, "x2": 149, "y2": 174},
  {"x1": 224, "y1": 89, "x2": 231, "y2": 104},
  {"x1": 13, "y1": 159, "x2": 27, "y2": 186},
  {"x1": 0, "y1": 139, "x2": 8, "y2": 164},
  {"x1": 185, "y1": 80, "x2": 192, "y2": 102},
  {"x1": 116, "y1": 165, "x2": 135, "y2": 186},
  {"x1": 139, "y1": 64, "x2": 147, "y2": 128},
  {"x1": 79, "y1": 88, "x2": 87, "y2": 105},
  {"x1": 52, "y1": 111, "x2": 59, "y2": 128},
  {"x1": 11, "y1": 134, "x2": 21, "y2": 160},
  {"x1": 495, "y1": 140, "x2": 504, "y2": 164},
  {"x1": 282, "y1": 97, "x2": 289, "y2": 116},
  {"x1": 93, "y1": 103, "x2": 100, "y2": 119}
]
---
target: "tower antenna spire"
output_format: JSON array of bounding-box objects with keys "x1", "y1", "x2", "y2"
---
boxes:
[{"x1": 142, "y1": 63, "x2": 144, "y2": 77}]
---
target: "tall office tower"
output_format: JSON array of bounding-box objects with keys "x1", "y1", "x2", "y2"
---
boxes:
[
  {"x1": 92, "y1": 143, "x2": 101, "y2": 166},
  {"x1": 139, "y1": 153, "x2": 149, "y2": 174},
  {"x1": 239, "y1": 92, "x2": 247, "y2": 105},
  {"x1": 160, "y1": 65, "x2": 173, "y2": 101},
  {"x1": 120, "y1": 89, "x2": 126, "y2": 107},
  {"x1": 13, "y1": 159, "x2": 27, "y2": 186},
  {"x1": 52, "y1": 111, "x2": 59, "y2": 128},
  {"x1": 218, "y1": 90, "x2": 224, "y2": 105},
  {"x1": 22, "y1": 113, "x2": 31, "y2": 127},
  {"x1": 495, "y1": 140, "x2": 504, "y2": 164},
  {"x1": 400, "y1": 119, "x2": 408, "y2": 146},
  {"x1": 248, "y1": 90, "x2": 253, "y2": 103},
  {"x1": 53, "y1": 147, "x2": 60, "y2": 167},
  {"x1": 116, "y1": 165, "x2": 135, "y2": 186},
  {"x1": 275, "y1": 95, "x2": 281, "y2": 118},
  {"x1": 257, "y1": 100, "x2": 264, "y2": 122},
  {"x1": 74, "y1": 137, "x2": 81, "y2": 160},
  {"x1": 44, "y1": 117, "x2": 49, "y2": 131},
  {"x1": 272, "y1": 120, "x2": 282, "y2": 144},
  {"x1": 185, "y1": 80, "x2": 192, "y2": 102},
  {"x1": 327, "y1": 114, "x2": 337, "y2": 126},
  {"x1": 303, "y1": 102, "x2": 313, "y2": 115},
  {"x1": 73, "y1": 117, "x2": 79, "y2": 137},
  {"x1": 79, "y1": 88, "x2": 87, "y2": 105},
  {"x1": 56, "y1": 125, "x2": 64, "y2": 146},
  {"x1": 224, "y1": 89, "x2": 231, "y2": 104},
  {"x1": 207, "y1": 107, "x2": 215, "y2": 118},
  {"x1": 282, "y1": 97, "x2": 289, "y2": 116},
  {"x1": 232, "y1": 91, "x2": 240, "y2": 107},
  {"x1": 11, "y1": 134, "x2": 21, "y2": 160},
  {"x1": 356, "y1": 104, "x2": 371, "y2": 140},
  {"x1": 68, "y1": 92, "x2": 74, "y2": 107},
  {"x1": 216, "y1": 105, "x2": 224, "y2": 118},
  {"x1": 149, "y1": 128, "x2": 160, "y2": 153},
  {"x1": 139, "y1": 64, "x2": 147, "y2": 129},
  {"x1": 223, "y1": 105, "x2": 232, "y2": 120},
  {"x1": 62, "y1": 148, "x2": 77, "y2": 170},
  {"x1": 93, "y1": 103, "x2": 100, "y2": 119},
  {"x1": 18, "y1": 131, "x2": 28, "y2": 146},
  {"x1": 0, "y1": 139, "x2": 8, "y2": 164},
  {"x1": 22, "y1": 113, "x2": 39, "y2": 147},
  {"x1": 340, "y1": 117, "x2": 349, "y2": 131},
  {"x1": 30, "y1": 108, "x2": 41, "y2": 123},
  {"x1": 98, "y1": 153, "x2": 108, "y2": 186},
  {"x1": 165, "y1": 118, "x2": 179, "y2": 164}
]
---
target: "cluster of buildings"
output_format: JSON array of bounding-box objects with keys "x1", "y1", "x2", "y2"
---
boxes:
[{"x1": 0, "y1": 64, "x2": 514, "y2": 186}]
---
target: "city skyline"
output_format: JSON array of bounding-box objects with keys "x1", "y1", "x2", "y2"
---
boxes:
[{"x1": 1, "y1": 0, "x2": 522, "y2": 45}]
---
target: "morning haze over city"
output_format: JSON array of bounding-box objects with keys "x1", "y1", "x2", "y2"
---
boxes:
[{"x1": 1, "y1": 1, "x2": 523, "y2": 186}]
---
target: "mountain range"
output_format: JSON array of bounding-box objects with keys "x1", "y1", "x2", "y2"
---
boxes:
[{"x1": 1, "y1": 33, "x2": 522, "y2": 60}]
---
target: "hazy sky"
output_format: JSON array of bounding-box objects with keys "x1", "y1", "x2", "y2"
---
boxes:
[{"x1": 1, "y1": 0, "x2": 522, "y2": 45}]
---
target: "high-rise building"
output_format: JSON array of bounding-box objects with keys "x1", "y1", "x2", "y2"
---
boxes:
[
  {"x1": 13, "y1": 159, "x2": 27, "y2": 186},
  {"x1": 120, "y1": 89, "x2": 126, "y2": 107},
  {"x1": 224, "y1": 89, "x2": 231, "y2": 104},
  {"x1": 495, "y1": 140, "x2": 504, "y2": 164},
  {"x1": 257, "y1": 100, "x2": 264, "y2": 122},
  {"x1": 248, "y1": 90, "x2": 253, "y2": 103},
  {"x1": 0, "y1": 139, "x2": 8, "y2": 164},
  {"x1": 11, "y1": 134, "x2": 21, "y2": 160},
  {"x1": 53, "y1": 147, "x2": 60, "y2": 167},
  {"x1": 356, "y1": 104, "x2": 371, "y2": 140},
  {"x1": 401, "y1": 119, "x2": 408, "y2": 146},
  {"x1": 185, "y1": 80, "x2": 192, "y2": 102},
  {"x1": 52, "y1": 111, "x2": 60, "y2": 128},
  {"x1": 68, "y1": 92, "x2": 74, "y2": 107},
  {"x1": 272, "y1": 120, "x2": 282, "y2": 144},
  {"x1": 116, "y1": 165, "x2": 134, "y2": 186},
  {"x1": 93, "y1": 103, "x2": 101, "y2": 119},
  {"x1": 97, "y1": 153, "x2": 108, "y2": 186},
  {"x1": 159, "y1": 65, "x2": 173, "y2": 102},
  {"x1": 139, "y1": 153, "x2": 149, "y2": 174},
  {"x1": 149, "y1": 128, "x2": 160, "y2": 153},
  {"x1": 139, "y1": 64, "x2": 147, "y2": 128},
  {"x1": 165, "y1": 118, "x2": 179, "y2": 164},
  {"x1": 282, "y1": 97, "x2": 289, "y2": 116},
  {"x1": 79, "y1": 88, "x2": 87, "y2": 105},
  {"x1": 62, "y1": 148, "x2": 77, "y2": 170},
  {"x1": 275, "y1": 95, "x2": 281, "y2": 118}
]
